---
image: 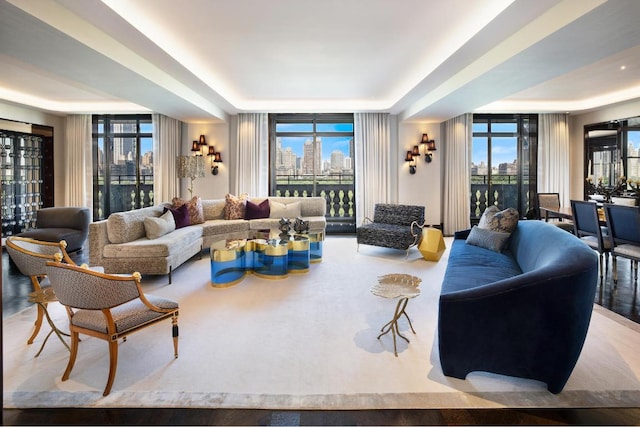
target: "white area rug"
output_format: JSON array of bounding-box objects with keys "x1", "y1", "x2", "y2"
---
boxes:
[{"x1": 3, "y1": 236, "x2": 640, "y2": 409}]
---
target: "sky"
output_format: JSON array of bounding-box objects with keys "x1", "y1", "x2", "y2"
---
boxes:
[{"x1": 276, "y1": 122, "x2": 354, "y2": 160}]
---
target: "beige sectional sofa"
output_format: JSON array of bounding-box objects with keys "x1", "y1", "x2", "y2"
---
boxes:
[{"x1": 89, "y1": 197, "x2": 326, "y2": 283}]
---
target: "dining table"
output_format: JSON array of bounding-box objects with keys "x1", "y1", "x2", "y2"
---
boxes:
[{"x1": 540, "y1": 205, "x2": 606, "y2": 223}]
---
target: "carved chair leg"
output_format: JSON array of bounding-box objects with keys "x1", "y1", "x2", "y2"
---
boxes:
[
  {"x1": 62, "y1": 330, "x2": 80, "y2": 381},
  {"x1": 28, "y1": 276, "x2": 44, "y2": 344},
  {"x1": 28, "y1": 303, "x2": 45, "y2": 344},
  {"x1": 104, "y1": 339, "x2": 119, "y2": 396}
]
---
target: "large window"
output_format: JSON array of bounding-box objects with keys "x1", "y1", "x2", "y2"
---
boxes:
[
  {"x1": 92, "y1": 115, "x2": 153, "y2": 220},
  {"x1": 471, "y1": 114, "x2": 537, "y2": 223},
  {"x1": 269, "y1": 113, "x2": 355, "y2": 234}
]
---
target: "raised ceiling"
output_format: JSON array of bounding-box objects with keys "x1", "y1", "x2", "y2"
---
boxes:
[{"x1": 0, "y1": 0, "x2": 639, "y2": 123}]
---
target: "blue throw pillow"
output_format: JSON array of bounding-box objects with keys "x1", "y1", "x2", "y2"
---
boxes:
[{"x1": 466, "y1": 225, "x2": 511, "y2": 253}]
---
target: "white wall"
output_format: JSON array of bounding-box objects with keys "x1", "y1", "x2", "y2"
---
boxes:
[
  {"x1": 397, "y1": 121, "x2": 442, "y2": 226},
  {"x1": 0, "y1": 102, "x2": 66, "y2": 205},
  {"x1": 183, "y1": 121, "x2": 230, "y2": 200},
  {"x1": 569, "y1": 98, "x2": 640, "y2": 201}
]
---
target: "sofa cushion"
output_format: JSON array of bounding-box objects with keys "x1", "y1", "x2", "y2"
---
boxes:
[
  {"x1": 107, "y1": 205, "x2": 164, "y2": 244},
  {"x1": 172, "y1": 196, "x2": 205, "y2": 225},
  {"x1": 200, "y1": 219, "x2": 250, "y2": 237},
  {"x1": 103, "y1": 225, "x2": 203, "y2": 258},
  {"x1": 442, "y1": 237, "x2": 523, "y2": 294},
  {"x1": 224, "y1": 193, "x2": 248, "y2": 219},
  {"x1": 269, "y1": 201, "x2": 301, "y2": 218},
  {"x1": 164, "y1": 204, "x2": 191, "y2": 229},
  {"x1": 478, "y1": 206, "x2": 519, "y2": 234},
  {"x1": 144, "y1": 210, "x2": 176, "y2": 239},
  {"x1": 466, "y1": 225, "x2": 511, "y2": 253},
  {"x1": 245, "y1": 199, "x2": 270, "y2": 220}
]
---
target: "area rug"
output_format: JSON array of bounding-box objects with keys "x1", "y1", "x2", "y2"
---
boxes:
[{"x1": 3, "y1": 236, "x2": 640, "y2": 409}]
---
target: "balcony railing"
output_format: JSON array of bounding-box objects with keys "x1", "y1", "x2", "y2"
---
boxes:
[
  {"x1": 471, "y1": 174, "x2": 530, "y2": 222},
  {"x1": 275, "y1": 173, "x2": 356, "y2": 234},
  {"x1": 97, "y1": 174, "x2": 357, "y2": 234}
]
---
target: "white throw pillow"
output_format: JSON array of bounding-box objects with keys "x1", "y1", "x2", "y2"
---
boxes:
[
  {"x1": 144, "y1": 210, "x2": 176, "y2": 240},
  {"x1": 269, "y1": 201, "x2": 301, "y2": 218}
]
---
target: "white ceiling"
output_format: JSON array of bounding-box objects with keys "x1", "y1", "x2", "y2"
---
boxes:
[{"x1": 1, "y1": 0, "x2": 639, "y2": 124}]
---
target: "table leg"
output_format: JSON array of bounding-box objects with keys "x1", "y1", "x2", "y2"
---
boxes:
[{"x1": 377, "y1": 297, "x2": 415, "y2": 357}]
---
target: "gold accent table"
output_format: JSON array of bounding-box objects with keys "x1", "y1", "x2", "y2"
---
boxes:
[
  {"x1": 418, "y1": 227, "x2": 446, "y2": 261},
  {"x1": 371, "y1": 274, "x2": 421, "y2": 357},
  {"x1": 28, "y1": 287, "x2": 70, "y2": 357}
]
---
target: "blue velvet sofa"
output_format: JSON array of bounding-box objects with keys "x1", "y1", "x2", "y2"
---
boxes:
[{"x1": 438, "y1": 220, "x2": 598, "y2": 393}]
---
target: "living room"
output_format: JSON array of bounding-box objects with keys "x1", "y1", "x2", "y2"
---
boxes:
[{"x1": 2, "y1": 0, "x2": 640, "y2": 425}]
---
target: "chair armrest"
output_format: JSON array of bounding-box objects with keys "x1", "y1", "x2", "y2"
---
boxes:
[{"x1": 362, "y1": 216, "x2": 374, "y2": 226}]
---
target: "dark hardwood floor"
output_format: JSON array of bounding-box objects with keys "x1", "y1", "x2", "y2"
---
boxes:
[{"x1": 2, "y1": 245, "x2": 640, "y2": 426}]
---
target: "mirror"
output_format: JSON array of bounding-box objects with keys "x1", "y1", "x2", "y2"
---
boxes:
[{"x1": 584, "y1": 116, "x2": 640, "y2": 202}]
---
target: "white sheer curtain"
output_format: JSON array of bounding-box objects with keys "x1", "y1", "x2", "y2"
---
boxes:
[
  {"x1": 64, "y1": 114, "x2": 92, "y2": 212},
  {"x1": 152, "y1": 114, "x2": 182, "y2": 203},
  {"x1": 538, "y1": 113, "x2": 570, "y2": 207},
  {"x1": 354, "y1": 112, "x2": 391, "y2": 224},
  {"x1": 234, "y1": 113, "x2": 268, "y2": 196},
  {"x1": 442, "y1": 113, "x2": 472, "y2": 236}
]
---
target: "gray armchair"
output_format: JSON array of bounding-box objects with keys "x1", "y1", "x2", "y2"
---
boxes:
[{"x1": 17, "y1": 207, "x2": 90, "y2": 253}]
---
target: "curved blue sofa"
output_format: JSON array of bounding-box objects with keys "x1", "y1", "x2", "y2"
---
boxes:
[{"x1": 438, "y1": 220, "x2": 598, "y2": 393}]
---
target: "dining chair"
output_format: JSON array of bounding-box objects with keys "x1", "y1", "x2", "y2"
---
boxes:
[
  {"x1": 5, "y1": 236, "x2": 75, "y2": 348},
  {"x1": 571, "y1": 200, "x2": 611, "y2": 279},
  {"x1": 603, "y1": 204, "x2": 640, "y2": 286},
  {"x1": 44, "y1": 259, "x2": 180, "y2": 396},
  {"x1": 537, "y1": 193, "x2": 574, "y2": 233}
]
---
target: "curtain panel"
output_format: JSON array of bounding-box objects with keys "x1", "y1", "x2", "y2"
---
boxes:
[
  {"x1": 538, "y1": 113, "x2": 570, "y2": 208},
  {"x1": 152, "y1": 114, "x2": 182, "y2": 204},
  {"x1": 354, "y1": 112, "x2": 391, "y2": 224},
  {"x1": 235, "y1": 113, "x2": 268, "y2": 197},
  {"x1": 442, "y1": 113, "x2": 472, "y2": 236},
  {"x1": 64, "y1": 114, "x2": 92, "y2": 213}
]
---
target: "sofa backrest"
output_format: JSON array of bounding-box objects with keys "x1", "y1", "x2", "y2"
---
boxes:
[
  {"x1": 373, "y1": 203, "x2": 424, "y2": 226},
  {"x1": 250, "y1": 197, "x2": 326, "y2": 217},
  {"x1": 107, "y1": 205, "x2": 164, "y2": 244},
  {"x1": 510, "y1": 220, "x2": 596, "y2": 274},
  {"x1": 202, "y1": 199, "x2": 226, "y2": 220}
]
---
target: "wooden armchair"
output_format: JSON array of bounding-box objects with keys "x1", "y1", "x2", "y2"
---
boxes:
[
  {"x1": 5, "y1": 236, "x2": 75, "y2": 348},
  {"x1": 44, "y1": 259, "x2": 180, "y2": 396}
]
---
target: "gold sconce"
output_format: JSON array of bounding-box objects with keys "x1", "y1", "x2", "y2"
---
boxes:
[
  {"x1": 420, "y1": 133, "x2": 436, "y2": 163},
  {"x1": 207, "y1": 145, "x2": 223, "y2": 175}
]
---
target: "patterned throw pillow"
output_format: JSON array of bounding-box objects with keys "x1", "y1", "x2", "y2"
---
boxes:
[
  {"x1": 466, "y1": 225, "x2": 511, "y2": 253},
  {"x1": 224, "y1": 193, "x2": 249, "y2": 220},
  {"x1": 478, "y1": 205, "x2": 519, "y2": 234},
  {"x1": 172, "y1": 196, "x2": 205, "y2": 225}
]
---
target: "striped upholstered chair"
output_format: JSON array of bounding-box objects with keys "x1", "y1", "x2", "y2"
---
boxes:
[
  {"x1": 5, "y1": 236, "x2": 75, "y2": 347},
  {"x1": 44, "y1": 259, "x2": 180, "y2": 396}
]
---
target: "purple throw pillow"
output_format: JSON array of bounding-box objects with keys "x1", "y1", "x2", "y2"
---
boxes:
[
  {"x1": 244, "y1": 199, "x2": 270, "y2": 220},
  {"x1": 164, "y1": 204, "x2": 191, "y2": 229}
]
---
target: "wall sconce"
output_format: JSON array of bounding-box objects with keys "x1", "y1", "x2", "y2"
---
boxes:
[
  {"x1": 191, "y1": 135, "x2": 208, "y2": 156},
  {"x1": 208, "y1": 145, "x2": 223, "y2": 175},
  {"x1": 420, "y1": 133, "x2": 436, "y2": 163},
  {"x1": 405, "y1": 150, "x2": 416, "y2": 175},
  {"x1": 191, "y1": 140, "x2": 201, "y2": 155}
]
